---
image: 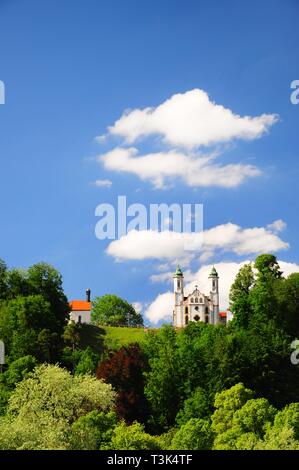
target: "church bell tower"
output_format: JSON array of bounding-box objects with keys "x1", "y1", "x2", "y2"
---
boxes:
[
  {"x1": 209, "y1": 266, "x2": 219, "y2": 325},
  {"x1": 173, "y1": 265, "x2": 184, "y2": 327}
]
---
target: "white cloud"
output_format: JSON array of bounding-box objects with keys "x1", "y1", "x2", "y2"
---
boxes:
[
  {"x1": 99, "y1": 147, "x2": 261, "y2": 189},
  {"x1": 106, "y1": 89, "x2": 278, "y2": 149},
  {"x1": 267, "y1": 219, "x2": 286, "y2": 233},
  {"x1": 150, "y1": 269, "x2": 194, "y2": 284},
  {"x1": 145, "y1": 259, "x2": 299, "y2": 325},
  {"x1": 106, "y1": 221, "x2": 289, "y2": 261},
  {"x1": 145, "y1": 291, "x2": 173, "y2": 324},
  {"x1": 132, "y1": 301, "x2": 143, "y2": 313},
  {"x1": 93, "y1": 179, "x2": 113, "y2": 188}
]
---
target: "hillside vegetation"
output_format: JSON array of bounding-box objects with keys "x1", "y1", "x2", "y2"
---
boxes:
[{"x1": 79, "y1": 324, "x2": 150, "y2": 352}]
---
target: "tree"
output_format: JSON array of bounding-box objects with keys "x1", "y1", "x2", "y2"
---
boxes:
[
  {"x1": 143, "y1": 325, "x2": 182, "y2": 432},
  {"x1": 254, "y1": 254, "x2": 282, "y2": 280},
  {"x1": 2, "y1": 355, "x2": 37, "y2": 388},
  {"x1": 274, "y1": 273, "x2": 299, "y2": 337},
  {"x1": 0, "y1": 258, "x2": 7, "y2": 299},
  {"x1": 176, "y1": 387, "x2": 211, "y2": 426},
  {"x1": 211, "y1": 383, "x2": 253, "y2": 436},
  {"x1": 75, "y1": 347, "x2": 99, "y2": 375},
  {"x1": 108, "y1": 421, "x2": 160, "y2": 450},
  {"x1": 229, "y1": 263, "x2": 254, "y2": 329},
  {"x1": 96, "y1": 344, "x2": 148, "y2": 424},
  {"x1": 0, "y1": 364, "x2": 116, "y2": 450},
  {"x1": 0, "y1": 295, "x2": 58, "y2": 362},
  {"x1": 63, "y1": 322, "x2": 81, "y2": 353},
  {"x1": 70, "y1": 410, "x2": 117, "y2": 450},
  {"x1": 91, "y1": 294, "x2": 143, "y2": 327},
  {"x1": 171, "y1": 418, "x2": 213, "y2": 450},
  {"x1": 232, "y1": 398, "x2": 276, "y2": 438},
  {"x1": 27, "y1": 262, "x2": 70, "y2": 331}
]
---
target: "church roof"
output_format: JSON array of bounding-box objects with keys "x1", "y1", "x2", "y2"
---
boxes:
[
  {"x1": 173, "y1": 264, "x2": 183, "y2": 277},
  {"x1": 69, "y1": 300, "x2": 91, "y2": 312},
  {"x1": 209, "y1": 266, "x2": 219, "y2": 278}
]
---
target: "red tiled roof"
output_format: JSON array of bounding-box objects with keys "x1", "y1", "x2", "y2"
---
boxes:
[{"x1": 69, "y1": 300, "x2": 91, "y2": 312}]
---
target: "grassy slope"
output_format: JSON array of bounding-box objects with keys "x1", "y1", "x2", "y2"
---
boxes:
[{"x1": 79, "y1": 324, "x2": 151, "y2": 352}]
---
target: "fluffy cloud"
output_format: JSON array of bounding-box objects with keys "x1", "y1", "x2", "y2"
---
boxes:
[
  {"x1": 145, "y1": 259, "x2": 299, "y2": 324},
  {"x1": 132, "y1": 301, "x2": 143, "y2": 313},
  {"x1": 106, "y1": 220, "x2": 289, "y2": 261},
  {"x1": 106, "y1": 89, "x2": 278, "y2": 149},
  {"x1": 99, "y1": 147, "x2": 261, "y2": 189},
  {"x1": 145, "y1": 291, "x2": 173, "y2": 325}
]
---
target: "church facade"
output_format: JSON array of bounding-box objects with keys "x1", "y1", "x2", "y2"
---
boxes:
[{"x1": 172, "y1": 265, "x2": 221, "y2": 327}]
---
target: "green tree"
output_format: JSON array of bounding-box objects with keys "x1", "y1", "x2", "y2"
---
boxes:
[
  {"x1": 143, "y1": 325, "x2": 182, "y2": 432},
  {"x1": 70, "y1": 410, "x2": 117, "y2": 450},
  {"x1": 75, "y1": 346, "x2": 99, "y2": 375},
  {"x1": 229, "y1": 263, "x2": 254, "y2": 329},
  {"x1": 108, "y1": 421, "x2": 160, "y2": 450},
  {"x1": 0, "y1": 364, "x2": 116, "y2": 450},
  {"x1": 63, "y1": 321, "x2": 81, "y2": 353},
  {"x1": 0, "y1": 295, "x2": 58, "y2": 361},
  {"x1": 0, "y1": 258, "x2": 8, "y2": 299},
  {"x1": 254, "y1": 254, "x2": 282, "y2": 280},
  {"x1": 92, "y1": 294, "x2": 143, "y2": 327},
  {"x1": 176, "y1": 387, "x2": 211, "y2": 426},
  {"x1": 211, "y1": 383, "x2": 253, "y2": 435},
  {"x1": 171, "y1": 418, "x2": 213, "y2": 450},
  {"x1": 2, "y1": 355, "x2": 37, "y2": 388},
  {"x1": 232, "y1": 398, "x2": 276, "y2": 438}
]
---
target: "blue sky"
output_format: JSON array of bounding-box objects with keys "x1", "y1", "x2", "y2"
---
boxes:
[{"x1": 0, "y1": 0, "x2": 298, "y2": 325}]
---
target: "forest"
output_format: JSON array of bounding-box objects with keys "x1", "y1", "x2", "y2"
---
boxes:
[{"x1": 0, "y1": 254, "x2": 299, "y2": 450}]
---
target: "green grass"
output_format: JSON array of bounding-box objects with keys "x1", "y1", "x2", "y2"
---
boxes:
[
  {"x1": 103, "y1": 325, "x2": 148, "y2": 349},
  {"x1": 79, "y1": 324, "x2": 152, "y2": 352}
]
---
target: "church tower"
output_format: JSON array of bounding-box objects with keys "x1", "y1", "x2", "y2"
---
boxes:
[
  {"x1": 209, "y1": 266, "x2": 219, "y2": 325},
  {"x1": 173, "y1": 265, "x2": 184, "y2": 327}
]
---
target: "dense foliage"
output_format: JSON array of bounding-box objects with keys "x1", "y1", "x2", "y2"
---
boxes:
[{"x1": 0, "y1": 254, "x2": 299, "y2": 450}]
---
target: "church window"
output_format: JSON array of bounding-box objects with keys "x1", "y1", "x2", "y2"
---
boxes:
[
  {"x1": 195, "y1": 306, "x2": 199, "y2": 311},
  {"x1": 205, "y1": 316, "x2": 209, "y2": 324},
  {"x1": 213, "y1": 280, "x2": 216, "y2": 288},
  {"x1": 177, "y1": 280, "x2": 181, "y2": 289},
  {"x1": 195, "y1": 297, "x2": 198, "y2": 303},
  {"x1": 205, "y1": 307, "x2": 209, "y2": 314},
  {"x1": 185, "y1": 307, "x2": 188, "y2": 314},
  {"x1": 185, "y1": 315, "x2": 189, "y2": 325},
  {"x1": 194, "y1": 315, "x2": 200, "y2": 322},
  {"x1": 191, "y1": 297, "x2": 194, "y2": 303},
  {"x1": 200, "y1": 297, "x2": 203, "y2": 303}
]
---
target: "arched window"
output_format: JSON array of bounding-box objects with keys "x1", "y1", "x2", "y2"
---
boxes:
[
  {"x1": 205, "y1": 307, "x2": 209, "y2": 314},
  {"x1": 195, "y1": 297, "x2": 198, "y2": 303},
  {"x1": 191, "y1": 298, "x2": 194, "y2": 303},
  {"x1": 185, "y1": 307, "x2": 188, "y2": 314},
  {"x1": 200, "y1": 297, "x2": 203, "y2": 303},
  {"x1": 185, "y1": 315, "x2": 189, "y2": 325},
  {"x1": 205, "y1": 315, "x2": 209, "y2": 324},
  {"x1": 177, "y1": 280, "x2": 181, "y2": 289},
  {"x1": 195, "y1": 306, "x2": 199, "y2": 311},
  {"x1": 194, "y1": 315, "x2": 200, "y2": 322},
  {"x1": 213, "y1": 280, "x2": 216, "y2": 288}
]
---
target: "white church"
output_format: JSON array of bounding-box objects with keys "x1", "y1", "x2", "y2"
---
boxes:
[{"x1": 173, "y1": 265, "x2": 227, "y2": 327}]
